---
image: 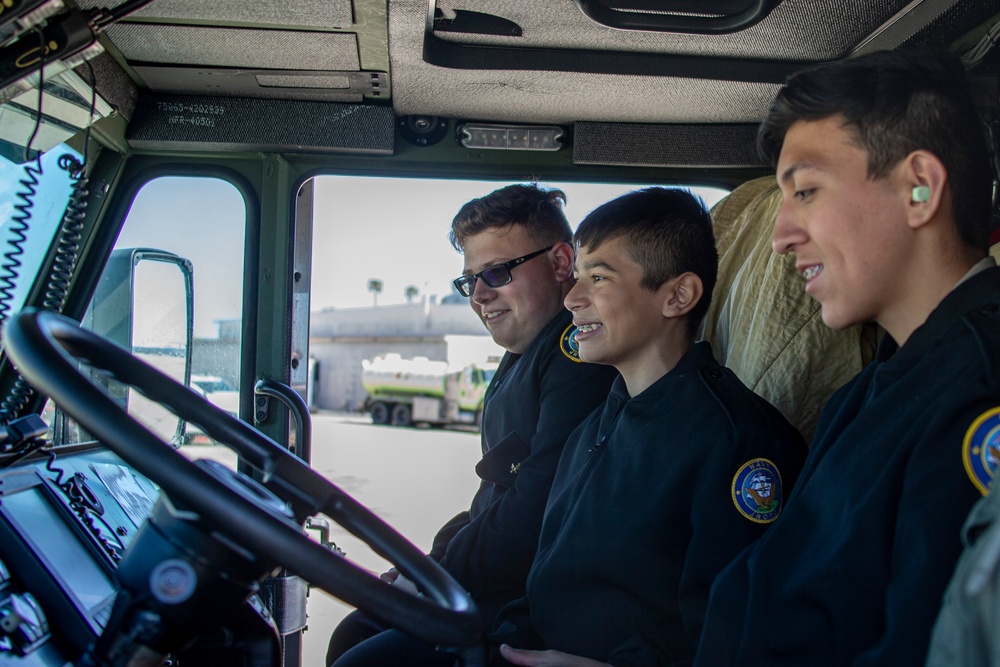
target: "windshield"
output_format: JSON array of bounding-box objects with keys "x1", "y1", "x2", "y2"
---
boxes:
[{"x1": 0, "y1": 145, "x2": 83, "y2": 319}]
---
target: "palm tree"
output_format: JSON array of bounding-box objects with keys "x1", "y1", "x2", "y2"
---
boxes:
[{"x1": 367, "y1": 278, "x2": 383, "y2": 307}]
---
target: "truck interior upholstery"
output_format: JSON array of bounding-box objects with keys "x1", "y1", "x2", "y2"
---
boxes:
[{"x1": 702, "y1": 177, "x2": 877, "y2": 443}]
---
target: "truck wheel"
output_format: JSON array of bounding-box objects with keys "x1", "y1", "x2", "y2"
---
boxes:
[
  {"x1": 475, "y1": 408, "x2": 484, "y2": 430},
  {"x1": 391, "y1": 403, "x2": 412, "y2": 427},
  {"x1": 370, "y1": 401, "x2": 390, "y2": 425}
]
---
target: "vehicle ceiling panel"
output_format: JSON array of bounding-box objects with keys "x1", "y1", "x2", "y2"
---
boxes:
[
  {"x1": 427, "y1": 0, "x2": 911, "y2": 59},
  {"x1": 28, "y1": 0, "x2": 997, "y2": 162},
  {"x1": 102, "y1": 25, "x2": 361, "y2": 71},
  {"x1": 390, "y1": 0, "x2": 784, "y2": 124},
  {"x1": 74, "y1": 0, "x2": 354, "y2": 29},
  {"x1": 76, "y1": 0, "x2": 380, "y2": 107},
  {"x1": 388, "y1": 0, "x2": 993, "y2": 125}
]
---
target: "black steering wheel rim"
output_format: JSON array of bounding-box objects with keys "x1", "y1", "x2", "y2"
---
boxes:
[{"x1": 3, "y1": 308, "x2": 481, "y2": 648}]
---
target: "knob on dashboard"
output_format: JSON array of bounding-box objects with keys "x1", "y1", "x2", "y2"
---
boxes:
[{"x1": 0, "y1": 591, "x2": 49, "y2": 654}]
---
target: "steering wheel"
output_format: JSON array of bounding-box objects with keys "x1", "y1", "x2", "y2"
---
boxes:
[{"x1": 3, "y1": 308, "x2": 480, "y2": 648}]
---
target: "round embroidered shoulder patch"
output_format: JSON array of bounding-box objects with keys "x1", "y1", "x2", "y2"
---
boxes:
[
  {"x1": 732, "y1": 458, "x2": 783, "y2": 524},
  {"x1": 559, "y1": 324, "x2": 582, "y2": 362},
  {"x1": 963, "y1": 407, "x2": 1000, "y2": 495}
]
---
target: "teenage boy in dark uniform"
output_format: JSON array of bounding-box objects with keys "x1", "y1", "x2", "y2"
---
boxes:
[
  {"x1": 690, "y1": 49, "x2": 1000, "y2": 666},
  {"x1": 327, "y1": 184, "x2": 618, "y2": 666},
  {"x1": 496, "y1": 188, "x2": 806, "y2": 666}
]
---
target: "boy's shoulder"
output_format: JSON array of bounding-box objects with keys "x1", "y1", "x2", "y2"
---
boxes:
[
  {"x1": 687, "y1": 343, "x2": 771, "y2": 404},
  {"x1": 691, "y1": 347, "x2": 803, "y2": 442},
  {"x1": 957, "y1": 282, "x2": 1000, "y2": 353},
  {"x1": 883, "y1": 266, "x2": 1000, "y2": 380}
]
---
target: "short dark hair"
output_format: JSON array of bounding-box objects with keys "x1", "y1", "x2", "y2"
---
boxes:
[
  {"x1": 574, "y1": 187, "x2": 717, "y2": 337},
  {"x1": 450, "y1": 183, "x2": 572, "y2": 251},
  {"x1": 758, "y1": 47, "x2": 993, "y2": 250}
]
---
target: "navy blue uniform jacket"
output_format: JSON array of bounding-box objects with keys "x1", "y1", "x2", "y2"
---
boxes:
[
  {"x1": 492, "y1": 341, "x2": 807, "y2": 666},
  {"x1": 428, "y1": 309, "x2": 619, "y2": 626},
  {"x1": 696, "y1": 266, "x2": 1000, "y2": 666}
]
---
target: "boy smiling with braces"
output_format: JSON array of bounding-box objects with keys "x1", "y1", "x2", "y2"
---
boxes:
[
  {"x1": 695, "y1": 48, "x2": 1000, "y2": 667},
  {"x1": 495, "y1": 187, "x2": 806, "y2": 666}
]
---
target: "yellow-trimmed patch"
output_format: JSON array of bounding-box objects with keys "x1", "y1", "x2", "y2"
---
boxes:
[
  {"x1": 559, "y1": 324, "x2": 582, "y2": 362},
  {"x1": 963, "y1": 406, "x2": 1000, "y2": 496},
  {"x1": 732, "y1": 458, "x2": 783, "y2": 524}
]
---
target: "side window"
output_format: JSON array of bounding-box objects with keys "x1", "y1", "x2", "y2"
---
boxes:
[{"x1": 75, "y1": 176, "x2": 247, "y2": 447}]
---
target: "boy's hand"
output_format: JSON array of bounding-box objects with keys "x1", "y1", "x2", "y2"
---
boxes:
[
  {"x1": 499, "y1": 644, "x2": 611, "y2": 667},
  {"x1": 379, "y1": 568, "x2": 419, "y2": 594}
]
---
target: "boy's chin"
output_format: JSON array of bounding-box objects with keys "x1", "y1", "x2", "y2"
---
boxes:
[
  {"x1": 577, "y1": 349, "x2": 612, "y2": 367},
  {"x1": 819, "y1": 306, "x2": 857, "y2": 332}
]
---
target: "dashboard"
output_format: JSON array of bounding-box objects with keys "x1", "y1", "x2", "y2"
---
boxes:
[
  {"x1": 0, "y1": 448, "x2": 158, "y2": 665},
  {"x1": 0, "y1": 442, "x2": 288, "y2": 667}
]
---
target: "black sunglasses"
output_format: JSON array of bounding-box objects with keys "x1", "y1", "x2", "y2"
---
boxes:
[{"x1": 453, "y1": 246, "x2": 553, "y2": 297}]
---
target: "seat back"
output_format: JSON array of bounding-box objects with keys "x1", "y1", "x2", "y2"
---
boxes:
[{"x1": 700, "y1": 176, "x2": 876, "y2": 443}]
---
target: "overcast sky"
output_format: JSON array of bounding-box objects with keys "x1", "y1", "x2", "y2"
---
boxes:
[{"x1": 312, "y1": 176, "x2": 728, "y2": 311}]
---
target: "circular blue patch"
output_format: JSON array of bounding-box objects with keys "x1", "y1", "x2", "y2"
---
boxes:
[
  {"x1": 732, "y1": 458, "x2": 783, "y2": 524},
  {"x1": 963, "y1": 407, "x2": 1000, "y2": 496},
  {"x1": 559, "y1": 324, "x2": 582, "y2": 362}
]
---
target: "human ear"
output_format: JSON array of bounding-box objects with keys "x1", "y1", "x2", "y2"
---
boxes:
[
  {"x1": 550, "y1": 241, "x2": 575, "y2": 282},
  {"x1": 662, "y1": 272, "x2": 704, "y2": 319},
  {"x1": 904, "y1": 150, "x2": 947, "y2": 229}
]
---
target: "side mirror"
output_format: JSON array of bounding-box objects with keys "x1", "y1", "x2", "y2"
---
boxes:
[{"x1": 83, "y1": 248, "x2": 194, "y2": 445}]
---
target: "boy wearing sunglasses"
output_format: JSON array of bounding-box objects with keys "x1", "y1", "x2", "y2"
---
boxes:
[{"x1": 327, "y1": 183, "x2": 618, "y2": 667}]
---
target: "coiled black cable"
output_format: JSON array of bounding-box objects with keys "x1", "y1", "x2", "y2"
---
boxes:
[
  {"x1": 44, "y1": 155, "x2": 88, "y2": 313},
  {"x1": 0, "y1": 26, "x2": 51, "y2": 427},
  {"x1": 0, "y1": 156, "x2": 89, "y2": 423},
  {"x1": 0, "y1": 157, "x2": 42, "y2": 327},
  {"x1": 44, "y1": 449, "x2": 67, "y2": 485},
  {"x1": 0, "y1": 25, "x2": 48, "y2": 332},
  {"x1": 0, "y1": 27, "x2": 99, "y2": 443},
  {"x1": 45, "y1": 451, "x2": 124, "y2": 562}
]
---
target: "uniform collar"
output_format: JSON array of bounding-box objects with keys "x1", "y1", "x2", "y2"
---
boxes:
[
  {"x1": 608, "y1": 340, "x2": 714, "y2": 401},
  {"x1": 953, "y1": 256, "x2": 996, "y2": 289},
  {"x1": 876, "y1": 265, "x2": 1000, "y2": 364}
]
